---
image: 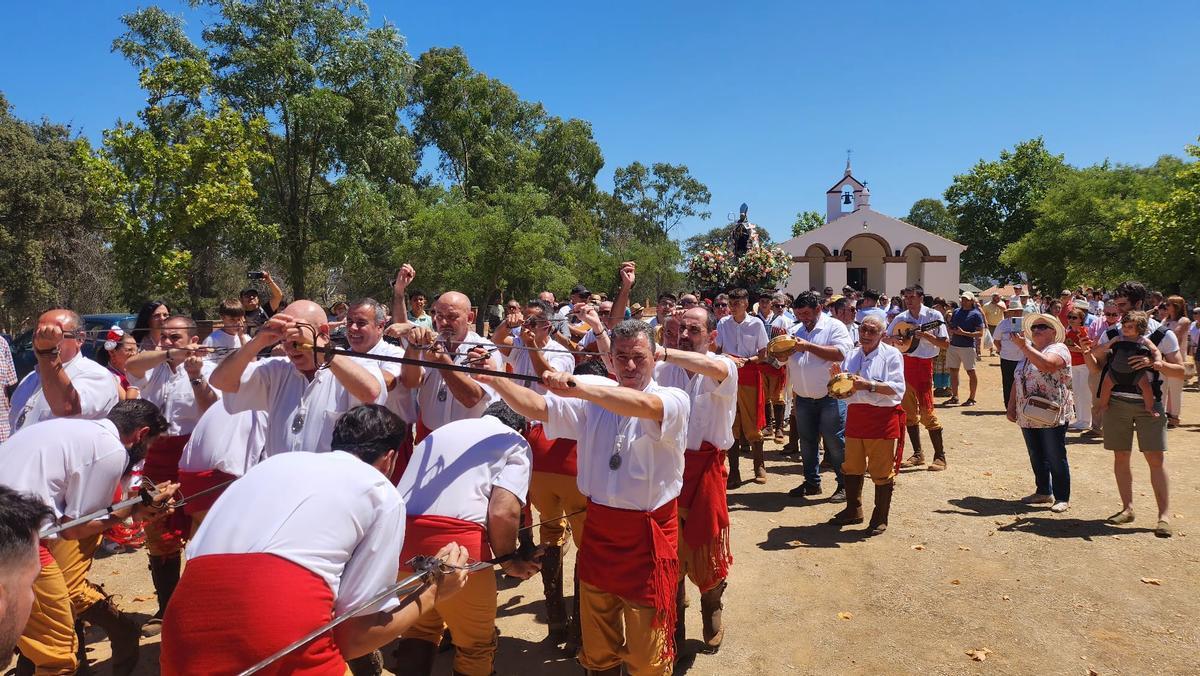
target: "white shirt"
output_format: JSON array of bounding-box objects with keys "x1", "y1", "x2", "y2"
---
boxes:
[
  {"x1": 353, "y1": 339, "x2": 417, "y2": 424},
  {"x1": 1096, "y1": 316, "x2": 1180, "y2": 355},
  {"x1": 201, "y1": 329, "x2": 249, "y2": 354},
  {"x1": 397, "y1": 416, "x2": 532, "y2": 525},
  {"x1": 787, "y1": 314, "x2": 853, "y2": 399},
  {"x1": 855, "y1": 306, "x2": 888, "y2": 325},
  {"x1": 415, "y1": 332, "x2": 500, "y2": 432},
  {"x1": 544, "y1": 380, "x2": 689, "y2": 512},
  {"x1": 178, "y1": 401, "x2": 267, "y2": 476},
  {"x1": 992, "y1": 316, "x2": 1026, "y2": 361},
  {"x1": 715, "y1": 315, "x2": 768, "y2": 358},
  {"x1": 504, "y1": 335, "x2": 574, "y2": 395},
  {"x1": 681, "y1": 354, "x2": 738, "y2": 451},
  {"x1": 886, "y1": 306, "x2": 950, "y2": 360},
  {"x1": 188, "y1": 451, "x2": 405, "y2": 615},
  {"x1": 765, "y1": 314, "x2": 793, "y2": 337},
  {"x1": 9, "y1": 354, "x2": 119, "y2": 433},
  {"x1": 129, "y1": 360, "x2": 220, "y2": 436},
  {"x1": 222, "y1": 357, "x2": 386, "y2": 456},
  {"x1": 0, "y1": 418, "x2": 126, "y2": 530},
  {"x1": 843, "y1": 343, "x2": 906, "y2": 407},
  {"x1": 654, "y1": 361, "x2": 690, "y2": 391}
]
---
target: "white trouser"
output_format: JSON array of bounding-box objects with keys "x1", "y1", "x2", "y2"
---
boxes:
[
  {"x1": 1071, "y1": 364, "x2": 1093, "y2": 430},
  {"x1": 1164, "y1": 375, "x2": 1183, "y2": 420}
]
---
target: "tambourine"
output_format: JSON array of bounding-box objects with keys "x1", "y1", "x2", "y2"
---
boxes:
[
  {"x1": 767, "y1": 334, "x2": 798, "y2": 357},
  {"x1": 827, "y1": 372, "x2": 856, "y2": 399}
]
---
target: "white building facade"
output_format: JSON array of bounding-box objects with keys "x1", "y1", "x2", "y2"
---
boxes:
[{"x1": 780, "y1": 163, "x2": 965, "y2": 301}]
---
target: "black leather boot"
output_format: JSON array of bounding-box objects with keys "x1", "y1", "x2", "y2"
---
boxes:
[
  {"x1": 868, "y1": 481, "x2": 895, "y2": 535},
  {"x1": 392, "y1": 637, "x2": 437, "y2": 676},
  {"x1": 141, "y1": 553, "x2": 180, "y2": 637},
  {"x1": 726, "y1": 441, "x2": 743, "y2": 488},
  {"x1": 540, "y1": 544, "x2": 567, "y2": 643},
  {"x1": 831, "y1": 474, "x2": 865, "y2": 525},
  {"x1": 347, "y1": 650, "x2": 384, "y2": 676},
  {"x1": 928, "y1": 428, "x2": 947, "y2": 471},
  {"x1": 78, "y1": 593, "x2": 140, "y2": 676},
  {"x1": 699, "y1": 580, "x2": 726, "y2": 654},
  {"x1": 900, "y1": 426, "x2": 925, "y2": 467}
]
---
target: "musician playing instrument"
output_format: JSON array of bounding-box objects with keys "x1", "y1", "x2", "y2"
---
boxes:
[
  {"x1": 885, "y1": 286, "x2": 951, "y2": 471},
  {"x1": 830, "y1": 315, "x2": 906, "y2": 535}
]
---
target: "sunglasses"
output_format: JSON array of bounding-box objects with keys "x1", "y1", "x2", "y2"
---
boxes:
[
  {"x1": 714, "y1": 302, "x2": 729, "y2": 308},
  {"x1": 1031, "y1": 324, "x2": 1054, "y2": 332}
]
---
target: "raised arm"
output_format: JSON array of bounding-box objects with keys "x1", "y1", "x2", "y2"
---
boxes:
[
  {"x1": 390, "y1": 264, "x2": 415, "y2": 328},
  {"x1": 608, "y1": 262, "x2": 636, "y2": 330},
  {"x1": 543, "y1": 371, "x2": 664, "y2": 421}
]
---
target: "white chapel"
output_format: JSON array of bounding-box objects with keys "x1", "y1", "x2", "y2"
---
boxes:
[{"x1": 781, "y1": 161, "x2": 965, "y2": 301}]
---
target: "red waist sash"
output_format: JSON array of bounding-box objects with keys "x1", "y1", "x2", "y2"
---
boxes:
[
  {"x1": 160, "y1": 553, "x2": 342, "y2": 676},
  {"x1": 846, "y1": 403, "x2": 908, "y2": 471},
  {"x1": 415, "y1": 417, "x2": 433, "y2": 444},
  {"x1": 579, "y1": 498, "x2": 680, "y2": 663},
  {"x1": 679, "y1": 443, "x2": 732, "y2": 592},
  {"x1": 525, "y1": 423, "x2": 578, "y2": 476},
  {"x1": 177, "y1": 469, "x2": 236, "y2": 515},
  {"x1": 399, "y1": 515, "x2": 489, "y2": 570},
  {"x1": 38, "y1": 542, "x2": 54, "y2": 568},
  {"x1": 387, "y1": 424, "x2": 414, "y2": 486},
  {"x1": 736, "y1": 361, "x2": 761, "y2": 387},
  {"x1": 142, "y1": 434, "x2": 192, "y2": 544},
  {"x1": 902, "y1": 355, "x2": 935, "y2": 412}
]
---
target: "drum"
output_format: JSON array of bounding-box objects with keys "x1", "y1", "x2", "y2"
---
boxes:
[
  {"x1": 767, "y1": 334, "x2": 797, "y2": 358},
  {"x1": 827, "y1": 372, "x2": 856, "y2": 399}
]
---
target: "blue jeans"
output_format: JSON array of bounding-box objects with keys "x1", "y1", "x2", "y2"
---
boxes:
[
  {"x1": 1020, "y1": 425, "x2": 1070, "y2": 502},
  {"x1": 794, "y1": 395, "x2": 846, "y2": 488}
]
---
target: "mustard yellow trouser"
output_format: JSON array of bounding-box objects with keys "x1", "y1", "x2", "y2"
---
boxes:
[
  {"x1": 677, "y1": 507, "x2": 725, "y2": 592},
  {"x1": 762, "y1": 371, "x2": 786, "y2": 405},
  {"x1": 17, "y1": 535, "x2": 107, "y2": 675},
  {"x1": 732, "y1": 385, "x2": 762, "y2": 442},
  {"x1": 44, "y1": 535, "x2": 105, "y2": 616},
  {"x1": 901, "y1": 385, "x2": 941, "y2": 431},
  {"x1": 843, "y1": 437, "x2": 900, "y2": 485},
  {"x1": 528, "y1": 471, "x2": 587, "y2": 548},
  {"x1": 578, "y1": 581, "x2": 670, "y2": 676},
  {"x1": 402, "y1": 570, "x2": 497, "y2": 676},
  {"x1": 143, "y1": 514, "x2": 185, "y2": 557}
]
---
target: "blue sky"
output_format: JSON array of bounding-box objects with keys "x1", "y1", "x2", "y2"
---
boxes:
[{"x1": 2, "y1": 1, "x2": 1198, "y2": 244}]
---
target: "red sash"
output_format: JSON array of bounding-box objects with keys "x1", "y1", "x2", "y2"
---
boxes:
[
  {"x1": 902, "y1": 355, "x2": 935, "y2": 412},
  {"x1": 38, "y1": 542, "x2": 54, "y2": 568},
  {"x1": 679, "y1": 443, "x2": 732, "y2": 592},
  {"x1": 524, "y1": 423, "x2": 578, "y2": 476},
  {"x1": 160, "y1": 553, "x2": 343, "y2": 676},
  {"x1": 177, "y1": 469, "x2": 236, "y2": 515},
  {"x1": 579, "y1": 499, "x2": 680, "y2": 663},
  {"x1": 387, "y1": 424, "x2": 414, "y2": 486},
  {"x1": 735, "y1": 362, "x2": 766, "y2": 429},
  {"x1": 846, "y1": 403, "x2": 907, "y2": 471},
  {"x1": 414, "y1": 417, "x2": 433, "y2": 444},
  {"x1": 398, "y1": 515, "x2": 489, "y2": 570},
  {"x1": 142, "y1": 434, "x2": 191, "y2": 544}
]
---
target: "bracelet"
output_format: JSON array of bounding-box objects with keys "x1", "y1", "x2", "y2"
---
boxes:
[{"x1": 34, "y1": 347, "x2": 60, "y2": 358}]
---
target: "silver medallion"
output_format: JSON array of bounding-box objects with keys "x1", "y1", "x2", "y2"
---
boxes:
[
  {"x1": 437, "y1": 386, "x2": 448, "y2": 402},
  {"x1": 291, "y1": 412, "x2": 305, "y2": 433},
  {"x1": 15, "y1": 410, "x2": 27, "y2": 430},
  {"x1": 608, "y1": 452, "x2": 622, "y2": 470}
]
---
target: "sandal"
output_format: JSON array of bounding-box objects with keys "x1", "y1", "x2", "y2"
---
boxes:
[
  {"x1": 962, "y1": 399, "x2": 977, "y2": 407},
  {"x1": 1107, "y1": 509, "x2": 1135, "y2": 525},
  {"x1": 944, "y1": 396, "x2": 959, "y2": 406}
]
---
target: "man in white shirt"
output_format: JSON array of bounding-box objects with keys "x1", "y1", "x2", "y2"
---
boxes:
[
  {"x1": 0, "y1": 400, "x2": 175, "y2": 675},
  {"x1": 780, "y1": 292, "x2": 854, "y2": 502},
  {"x1": 497, "y1": 299, "x2": 576, "y2": 395},
  {"x1": 176, "y1": 403, "x2": 266, "y2": 533},
  {"x1": 481, "y1": 320, "x2": 690, "y2": 676},
  {"x1": 831, "y1": 316, "x2": 907, "y2": 535},
  {"x1": 9, "y1": 309, "x2": 119, "y2": 433},
  {"x1": 392, "y1": 403, "x2": 537, "y2": 675},
  {"x1": 125, "y1": 315, "x2": 221, "y2": 634},
  {"x1": 212, "y1": 300, "x2": 387, "y2": 456},
  {"x1": 400, "y1": 291, "x2": 502, "y2": 441},
  {"x1": 654, "y1": 306, "x2": 737, "y2": 655},
  {"x1": 161, "y1": 404, "x2": 471, "y2": 675},
  {"x1": 886, "y1": 286, "x2": 951, "y2": 471},
  {"x1": 714, "y1": 288, "x2": 769, "y2": 486}
]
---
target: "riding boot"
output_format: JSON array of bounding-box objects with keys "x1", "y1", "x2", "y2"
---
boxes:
[
  {"x1": 540, "y1": 545, "x2": 568, "y2": 643},
  {"x1": 868, "y1": 481, "x2": 895, "y2": 535},
  {"x1": 772, "y1": 403, "x2": 787, "y2": 442},
  {"x1": 673, "y1": 579, "x2": 687, "y2": 652},
  {"x1": 78, "y1": 593, "x2": 141, "y2": 676},
  {"x1": 347, "y1": 650, "x2": 384, "y2": 676},
  {"x1": 141, "y1": 553, "x2": 180, "y2": 637},
  {"x1": 699, "y1": 580, "x2": 726, "y2": 654},
  {"x1": 75, "y1": 619, "x2": 91, "y2": 675},
  {"x1": 564, "y1": 562, "x2": 582, "y2": 657},
  {"x1": 762, "y1": 403, "x2": 774, "y2": 437},
  {"x1": 727, "y1": 441, "x2": 743, "y2": 488},
  {"x1": 831, "y1": 474, "x2": 865, "y2": 524},
  {"x1": 751, "y1": 441, "x2": 767, "y2": 484},
  {"x1": 13, "y1": 654, "x2": 33, "y2": 676},
  {"x1": 392, "y1": 637, "x2": 437, "y2": 676},
  {"x1": 900, "y1": 426, "x2": 925, "y2": 467},
  {"x1": 928, "y1": 428, "x2": 947, "y2": 471}
]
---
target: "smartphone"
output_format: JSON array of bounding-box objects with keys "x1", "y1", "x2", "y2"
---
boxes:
[{"x1": 247, "y1": 271, "x2": 266, "y2": 280}]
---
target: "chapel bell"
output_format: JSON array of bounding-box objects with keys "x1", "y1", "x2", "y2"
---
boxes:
[{"x1": 842, "y1": 193, "x2": 853, "y2": 205}]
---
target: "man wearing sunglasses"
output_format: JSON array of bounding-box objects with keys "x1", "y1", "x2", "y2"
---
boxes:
[{"x1": 9, "y1": 309, "x2": 119, "y2": 433}]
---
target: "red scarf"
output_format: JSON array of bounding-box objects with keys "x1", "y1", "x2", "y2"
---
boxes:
[
  {"x1": 176, "y1": 469, "x2": 236, "y2": 515},
  {"x1": 679, "y1": 443, "x2": 732, "y2": 592},
  {"x1": 846, "y1": 403, "x2": 908, "y2": 471},
  {"x1": 579, "y1": 499, "x2": 680, "y2": 663},
  {"x1": 399, "y1": 515, "x2": 489, "y2": 570},
  {"x1": 524, "y1": 423, "x2": 578, "y2": 476},
  {"x1": 142, "y1": 434, "x2": 191, "y2": 545},
  {"x1": 160, "y1": 553, "x2": 343, "y2": 676},
  {"x1": 902, "y1": 355, "x2": 935, "y2": 412}
]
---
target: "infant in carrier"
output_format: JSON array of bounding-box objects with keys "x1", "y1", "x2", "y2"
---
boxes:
[{"x1": 1098, "y1": 311, "x2": 1161, "y2": 416}]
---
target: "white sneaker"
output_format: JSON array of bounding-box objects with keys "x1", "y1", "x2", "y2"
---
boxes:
[
  {"x1": 1050, "y1": 501, "x2": 1069, "y2": 513},
  {"x1": 1021, "y1": 493, "x2": 1054, "y2": 505}
]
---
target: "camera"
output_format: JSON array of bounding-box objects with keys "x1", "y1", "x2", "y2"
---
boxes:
[{"x1": 247, "y1": 271, "x2": 266, "y2": 280}]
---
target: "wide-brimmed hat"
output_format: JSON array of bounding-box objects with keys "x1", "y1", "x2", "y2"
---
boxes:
[{"x1": 1022, "y1": 312, "x2": 1065, "y2": 344}]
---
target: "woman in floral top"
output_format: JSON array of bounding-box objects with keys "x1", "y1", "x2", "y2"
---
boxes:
[{"x1": 1006, "y1": 313, "x2": 1076, "y2": 513}]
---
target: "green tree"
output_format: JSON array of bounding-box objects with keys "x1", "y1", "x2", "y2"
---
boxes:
[
  {"x1": 944, "y1": 137, "x2": 1067, "y2": 283},
  {"x1": 791, "y1": 210, "x2": 824, "y2": 237},
  {"x1": 1127, "y1": 145, "x2": 1200, "y2": 295},
  {"x1": 612, "y1": 161, "x2": 712, "y2": 236},
  {"x1": 904, "y1": 198, "x2": 957, "y2": 240}
]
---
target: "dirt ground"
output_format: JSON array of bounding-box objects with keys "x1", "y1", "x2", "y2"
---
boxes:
[{"x1": 8, "y1": 355, "x2": 1198, "y2": 675}]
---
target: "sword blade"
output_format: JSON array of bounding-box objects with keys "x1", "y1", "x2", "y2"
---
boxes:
[{"x1": 38, "y1": 494, "x2": 145, "y2": 539}]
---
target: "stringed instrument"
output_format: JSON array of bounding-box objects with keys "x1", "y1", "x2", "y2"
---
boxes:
[{"x1": 889, "y1": 320, "x2": 945, "y2": 354}]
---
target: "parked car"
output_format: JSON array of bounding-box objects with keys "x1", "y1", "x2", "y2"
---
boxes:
[{"x1": 11, "y1": 313, "x2": 137, "y2": 380}]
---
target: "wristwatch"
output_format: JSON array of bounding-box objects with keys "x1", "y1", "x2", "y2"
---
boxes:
[
  {"x1": 190, "y1": 377, "x2": 205, "y2": 386},
  {"x1": 869, "y1": 381, "x2": 878, "y2": 393}
]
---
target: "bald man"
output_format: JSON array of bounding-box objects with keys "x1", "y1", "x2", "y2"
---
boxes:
[
  {"x1": 9, "y1": 309, "x2": 119, "y2": 433},
  {"x1": 211, "y1": 300, "x2": 387, "y2": 456},
  {"x1": 400, "y1": 290, "x2": 502, "y2": 442}
]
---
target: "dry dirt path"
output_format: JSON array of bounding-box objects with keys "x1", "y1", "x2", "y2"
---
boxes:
[{"x1": 15, "y1": 355, "x2": 1199, "y2": 675}]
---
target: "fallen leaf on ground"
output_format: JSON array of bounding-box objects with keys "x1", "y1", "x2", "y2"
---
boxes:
[
  {"x1": 132, "y1": 596, "x2": 149, "y2": 603},
  {"x1": 950, "y1": 579, "x2": 961, "y2": 585},
  {"x1": 1087, "y1": 669, "x2": 1099, "y2": 676},
  {"x1": 912, "y1": 544, "x2": 925, "y2": 551},
  {"x1": 1001, "y1": 595, "x2": 1010, "y2": 601},
  {"x1": 1140, "y1": 577, "x2": 1162, "y2": 586},
  {"x1": 959, "y1": 545, "x2": 972, "y2": 551},
  {"x1": 1112, "y1": 535, "x2": 1122, "y2": 540},
  {"x1": 982, "y1": 471, "x2": 993, "y2": 476},
  {"x1": 837, "y1": 611, "x2": 853, "y2": 620},
  {"x1": 966, "y1": 647, "x2": 992, "y2": 661},
  {"x1": 767, "y1": 518, "x2": 778, "y2": 524}
]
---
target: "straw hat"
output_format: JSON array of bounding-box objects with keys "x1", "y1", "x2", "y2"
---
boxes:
[{"x1": 1022, "y1": 312, "x2": 1065, "y2": 344}]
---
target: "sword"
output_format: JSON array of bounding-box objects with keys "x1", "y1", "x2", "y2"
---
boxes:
[{"x1": 38, "y1": 478, "x2": 236, "y2": 539}]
